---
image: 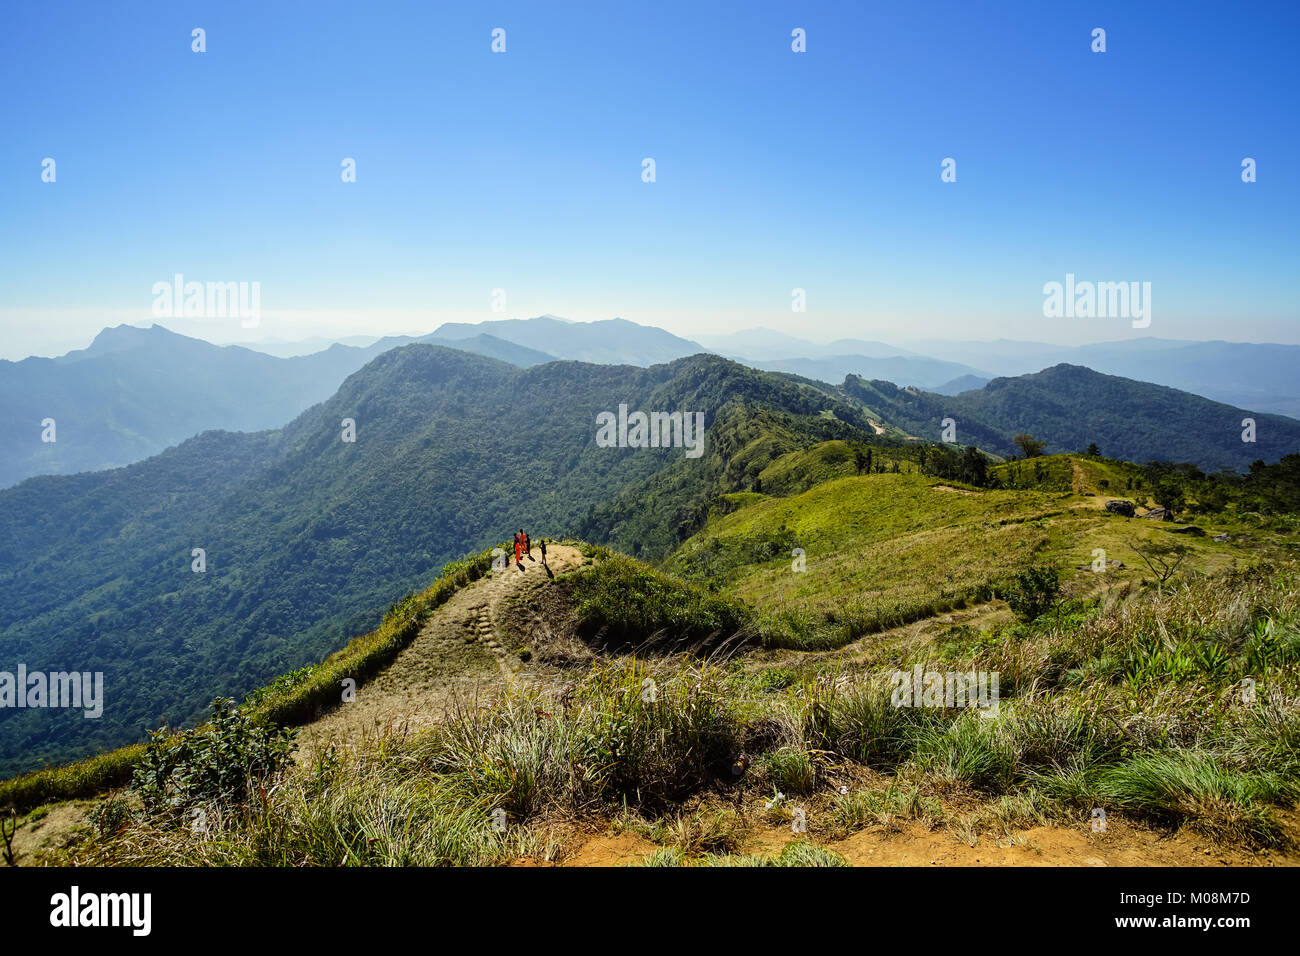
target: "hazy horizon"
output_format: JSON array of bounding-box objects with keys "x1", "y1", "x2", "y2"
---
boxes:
[
  {"x1": 3, "y1": 0, "x2": 1297, "y2": 359},
  {"x1": 7, "y1": 315, "x2": 1300, "y2": 364}
]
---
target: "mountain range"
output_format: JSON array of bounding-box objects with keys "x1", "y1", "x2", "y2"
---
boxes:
[
  {"x1": 4, "y1": 336, "x2": 1300, "y2": 772},
  {"x1": 5, "y1": 317, "x2": 1297, "y2": 490},
  {"x1": 0, "y1": 347, "x2": 859, "y2": 772},
  {"x1": 0, "y1": 325, "x2": 553, "y2": 488}
]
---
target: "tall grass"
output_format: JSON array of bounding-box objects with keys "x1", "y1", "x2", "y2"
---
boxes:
[
  {"x1": 28, "y1": 558, "x2": 1300, "y2": 862},
  {"x1": 408, "y1": 659, "x2": 740, "y2": 812}
]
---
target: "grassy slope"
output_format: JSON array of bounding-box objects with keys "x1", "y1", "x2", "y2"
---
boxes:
[{"x1": 666, "y1": 448, "x2": 1286, "y2": 649}]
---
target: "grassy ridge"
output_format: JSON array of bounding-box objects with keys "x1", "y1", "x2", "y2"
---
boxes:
[
  {"x1": 665, "y1": 448, "x2": 1280, "y2": 649},
  {"x1": 58, "y1": 561, "x2": 1300, "y2": 865}
]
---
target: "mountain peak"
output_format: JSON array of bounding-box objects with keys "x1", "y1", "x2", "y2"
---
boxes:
[
  {"x1": 87, "y1": 322, "x2": 173, "y2": 348},
  {"x1": 65, "y1": 323, "x2": 190, "y2": 361}
]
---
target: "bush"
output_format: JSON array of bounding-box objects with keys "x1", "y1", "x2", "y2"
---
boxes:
[
  {"x1": 570, "y1": 554, "x2": 753, "y2": 651},
  {"x1": 132, "y1": 698, "x2": 297, "y2": 815},
  {"x1": 1005, "y1": 564, "x2": 1061, "y2": 621}
]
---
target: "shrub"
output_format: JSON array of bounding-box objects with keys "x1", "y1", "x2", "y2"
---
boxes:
[
  {"x1": 1005, "y1": 564, "x2": 1061, "y2": 621},
  {"x1": 132, "y1": 698, "x2": 297, "y2": 815},
  {"x1": 570, "y1": 554, "x2": 752, "y2": 651}
]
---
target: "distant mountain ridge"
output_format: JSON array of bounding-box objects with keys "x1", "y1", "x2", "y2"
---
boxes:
[
  {"x1": 0, "y1": 324, "x2": 554, "y2": 489},
  {"x1": 5, "y1": 317, "x2": 1299, "y2": 490},
  {"x1": 431, "y1": 315, "x2": 704, "y2": 366},
  {"x1": 893, "y1": 337, "x2": 1300, "y2": 420},
  {"x1": 845, "y1": 363, "x2": 1300, "y2": 471},
  {"x1": 755, "y1": 355, "x2": 986, "y2": 391}
]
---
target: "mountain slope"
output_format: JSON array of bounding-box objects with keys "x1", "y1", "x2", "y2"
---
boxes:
[
  {"x1": 846, "y1": 364, "x2": 1300, "y2": 471},
  {"x1": 897, "y1": 338, "x2": 1300, "y2": 419},
  {"x1": 0, "y1": 325, "x2": 555, "y2": 488},
  {"x1": 0, "y1": 347, "x2": 874, "y2": 774}
]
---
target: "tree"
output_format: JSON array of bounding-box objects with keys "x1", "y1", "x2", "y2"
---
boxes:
[
  {"x1": 1013, "y1": 434, "x2": 1047, "y2": 458},
  {"x1": 1005, "y1": 563, "x2": 1061, "y2": 621},
  {"x1": 855, "y1": 447, "x2": 871, "y2": 476},
  {"x1": 1128, "y1": 539, "x2": 1189, "y2": 587},
  {"x1": 1152, "y1": 477, "x2": 1185, "y2": 519},
  {"x1": 1085, "y1": 442, "x2": 1100, "y2": 457}
]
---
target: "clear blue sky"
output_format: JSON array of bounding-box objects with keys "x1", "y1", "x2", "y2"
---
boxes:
[{"x1": 2, "y1": 0, "x2": 1297, "y2": 357}]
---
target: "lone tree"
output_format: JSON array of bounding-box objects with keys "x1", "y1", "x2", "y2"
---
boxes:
[
  {"x1": 1129, "y1": 538, "x2": 1190, "y2": 587},
  {"x1": 1152, "y1": 477, "x2": 1185, "y2": 519},
  {"x1": 1013, "y1": 433, "x2": 1047, "y2": 458},
  {"x1": 961, "y1": 445, "x2": 987, "y2": 486},
  {"x1": 1085, "y1": 442, "x2": 1100, "y2": 457}
]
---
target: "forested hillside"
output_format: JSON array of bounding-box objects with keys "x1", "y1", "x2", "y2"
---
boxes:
[{"x1": 0, "y1": 347, "x2": 873, "y2": 773}]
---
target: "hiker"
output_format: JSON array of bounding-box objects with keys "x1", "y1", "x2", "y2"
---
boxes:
[
  {"x1": 514, "y1": 530, "x2": 523, "y2": 569},
  {"x1": 525, "y1": 531, "x2": 535, "y2": 561},
  {"x1": 540, "y1": 538, "x2": 547, "y2": 563}
]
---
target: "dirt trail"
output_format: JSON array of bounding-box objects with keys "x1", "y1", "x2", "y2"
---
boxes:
[
  {"x1": 550, "y1": 811, "x2": 1300, "y2": 867},
  {"x1": 294, "y1": 543, "x2": 583, "y2": 759},
  {"x1": 826, "y1": 818, "x2": 1298, "y2": 867}
]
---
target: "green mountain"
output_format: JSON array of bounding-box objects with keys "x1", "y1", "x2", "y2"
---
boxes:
[
  {"x1": 6, "y1": 345, "x2": 1300, "y2": 776},
  {"x1": 0, "y1": 346, "x2": 869, "y2": 774},
  {"x1": 0, "y1": 325, "x2": 552, "y2": 489},
  {"x1": 845, "y1": 364, "x2": 1300, "y2": 471}
]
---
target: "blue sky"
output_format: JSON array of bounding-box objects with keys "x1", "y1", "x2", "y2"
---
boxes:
[{"x1": 1, "y1": 0, "x2": 1297, "y2": 357}]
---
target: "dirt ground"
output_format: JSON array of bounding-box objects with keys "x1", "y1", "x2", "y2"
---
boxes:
[{"x1": 547, "y1": 809, "x2": 1300, "y2": 867}]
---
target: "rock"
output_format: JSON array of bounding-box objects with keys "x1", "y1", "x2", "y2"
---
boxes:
[
  {"x1": 1167, "y1": 525, "x2": 1205, "y2": 536},
  {"x1": 1140, "y1": 507, "x2": 1168, "y2": 520},
  {"x1": 1213, "y1": 533, "x2": 1230, "y2": 542},
  {"x1": 1105, "y1": 499, "x2": 1136, "y2": 517}
]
